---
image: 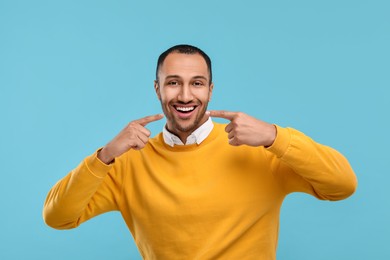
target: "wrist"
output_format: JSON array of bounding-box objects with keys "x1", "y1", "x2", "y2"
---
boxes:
[
  {"x1": 264, "y1": 124, "x2": 277, "y2": 148},
  {"x1": 97, "y1": 147, "x2": 115, "y2": 165}
]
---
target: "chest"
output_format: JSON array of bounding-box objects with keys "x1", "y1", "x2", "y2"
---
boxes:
[{"x1": 125, "y1": 149, "x2": 283, "y2": 224}]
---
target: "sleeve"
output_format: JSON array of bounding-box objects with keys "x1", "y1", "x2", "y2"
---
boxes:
[
  {"x1": 266, "y1": 125, "x2": 358, "y2": 201},
  {"x1": 42, "y1": 150, "x2": 126, "y2": 229}
]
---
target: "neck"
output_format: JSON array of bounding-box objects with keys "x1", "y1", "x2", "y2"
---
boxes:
[{"x1": 166, "y1": 115, "x2": 209, "y2": 143}]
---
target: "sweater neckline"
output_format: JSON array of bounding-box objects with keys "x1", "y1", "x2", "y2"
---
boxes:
[{"x1": 155, "y1": 123, "x2": 224, "y2": 152}]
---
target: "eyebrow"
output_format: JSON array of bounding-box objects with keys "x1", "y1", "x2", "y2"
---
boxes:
[{"x1": 165, "y1": 75, "x2": 208, "y2": 81}]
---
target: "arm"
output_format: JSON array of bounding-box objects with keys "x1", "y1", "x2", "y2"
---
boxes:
[
  {"x1": 267, "y1": 125, "x2": 357, "y2": 200},
  {"x1": 43, "y1": 152, "x2": 120, "y2": 229},
  {"x1": 43, "y1": 114, "x2": 164, "y2": 229},
  {"x1": 208, "y1": 110, "x2": 357, "y2": 200}
]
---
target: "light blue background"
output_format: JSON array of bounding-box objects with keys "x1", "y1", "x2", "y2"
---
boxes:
[{"x1": 1, "y1": 0, "x2": 388, "y2": 259}]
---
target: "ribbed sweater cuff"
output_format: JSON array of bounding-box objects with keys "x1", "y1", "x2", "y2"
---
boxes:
[
  {"x1": 84, "y1": 149, "x2": 113, "y2": 178},
  {"x1": 266, "y1": 125, "x2": 291, "y2": 158}
]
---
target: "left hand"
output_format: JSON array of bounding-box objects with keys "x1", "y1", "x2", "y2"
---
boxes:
[{"x1": 207, "y1": 110, "x2": 276, "y2": 147}]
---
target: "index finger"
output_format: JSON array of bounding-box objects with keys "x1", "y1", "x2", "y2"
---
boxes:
[
  {"x1": 207, "y1": 110, "x2": 237, "y2": 121},
  {"x1": 136, "y1": 113, "x2": 164, "y2": 126}
]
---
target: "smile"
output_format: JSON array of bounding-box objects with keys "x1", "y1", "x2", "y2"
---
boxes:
[{"x1": 174, "y1": 106, "x2": 196, "y2": 113}]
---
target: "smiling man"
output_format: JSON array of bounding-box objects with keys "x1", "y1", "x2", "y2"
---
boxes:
[
  {"x1": 43, "y1": 44, "x2": 357, "y2": 259},
  {"x1": 155, "y1": 49, "x2": 213, "y2": 144}
]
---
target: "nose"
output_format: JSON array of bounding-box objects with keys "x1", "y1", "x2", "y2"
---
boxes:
[{"x1": 178, "y1": 85, "x2": 193, "y2": 103}]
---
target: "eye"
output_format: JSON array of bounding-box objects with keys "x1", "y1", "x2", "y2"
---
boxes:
[
  {"x1": 192, "y1": 81, "x2": 204, "y2": 87},
  {"x1": 167, "y1": 81, "x2": 179, "y2": 86}
]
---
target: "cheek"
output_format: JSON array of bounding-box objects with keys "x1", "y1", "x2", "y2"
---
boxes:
[
  {"x1": 194, "y1": 88, "x2": 212, "y2": 102},
  {"x1": 159, "y1": 88, "x2": 177, "y2": 102}
]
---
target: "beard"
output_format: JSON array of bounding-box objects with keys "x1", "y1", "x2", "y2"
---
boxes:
[{"x1": 161, "y1": 100, "x2": 209, "y2": 135}]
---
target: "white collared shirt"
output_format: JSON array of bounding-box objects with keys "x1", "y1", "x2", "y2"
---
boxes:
[{"x1": 162, "y1": 117, "x2": 214, "y2": 147}]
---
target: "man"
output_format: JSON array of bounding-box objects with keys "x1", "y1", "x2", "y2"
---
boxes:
[{"x1": 43, "y1": 44, "x2": 357, "y2": 259}]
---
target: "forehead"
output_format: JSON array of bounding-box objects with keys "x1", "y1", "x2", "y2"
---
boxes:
[{"x1": 159, "y1": 53, "x2": 209, "y2": 79}]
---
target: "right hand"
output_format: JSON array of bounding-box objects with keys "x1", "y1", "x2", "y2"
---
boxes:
[{"x1": 98, "y1": 114, "x2": 164, "y2": 164}]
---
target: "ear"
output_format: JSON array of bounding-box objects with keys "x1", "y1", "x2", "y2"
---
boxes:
[
  {"x1": 154, "y1": 80, "x2": 161, "y2": 100},
  {"x1": 208, "y1": 82, "x2": 214, "y2": 101}
]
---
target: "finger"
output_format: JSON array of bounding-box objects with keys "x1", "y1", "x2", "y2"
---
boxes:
[
  {"x1": 207, "y1": 110, "x2": 237, "y2": 121},
  {"x1": 126, "y1": 122, "x2": 151, "y2": 137},
  {"x1": 131, "y1": 138, "x2": 146, "y2": 150},
  {"x1": 137, "y1": 132, "x2": 149, "y2": 144},
  {"x1": 136, "y1": 114, "x2": 164, "y2": 126},
  {"x1": 228, "y1": 137, "x2": 238, "y2": 146},
  {"x1": 228, "y1": 131, "x2": 234, "y2": 139},
  {"x1": 225, "y1": 123, "x2": 234, "y2": 133},
  {"x1": 134, "y1": 123, "x2": 151, "y2": 137}
]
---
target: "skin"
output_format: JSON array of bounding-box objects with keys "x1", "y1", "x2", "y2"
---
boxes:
[
  {"x1": 98, "y1": 52, "x2": 276, "y2": 164},
  {"x1": 207, "y1": 110, "x2": 276, "y2": 147},
  {"x1": 97, "y1": 114, "x2": 164, "y2": 164},
  {"x1": 154, "y1": 52, "x2": 214, "y2": 143}
]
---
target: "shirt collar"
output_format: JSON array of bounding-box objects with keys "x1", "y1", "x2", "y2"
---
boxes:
[{"x1": 162, "y1": 117, "x2": 214, "y2": 147}]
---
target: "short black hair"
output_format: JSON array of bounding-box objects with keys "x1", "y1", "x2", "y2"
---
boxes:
[{"x1": 156, "y1": 44, "x2": 212, "y2": 84}]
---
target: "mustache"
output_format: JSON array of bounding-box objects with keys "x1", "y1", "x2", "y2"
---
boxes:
[{"x1": 169, "y1": 100, "x2": 201, "y2": 106}]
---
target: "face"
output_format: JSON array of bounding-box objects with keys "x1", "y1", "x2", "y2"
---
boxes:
[{"x1": 155, "y1": 52, "x2": 213, "y2": 139}]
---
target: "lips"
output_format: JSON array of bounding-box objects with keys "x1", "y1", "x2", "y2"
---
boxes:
[
  {"x1": 173, "y1": 104, "x2": 198, "y2": 118},
  {"x1": 175, "y1": 106, "x2": 195, "y2": 113}
]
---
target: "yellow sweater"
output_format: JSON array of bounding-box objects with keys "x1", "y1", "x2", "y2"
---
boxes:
[{"x1": 43, "y1": 123, "x2": 357, "y2": 259}]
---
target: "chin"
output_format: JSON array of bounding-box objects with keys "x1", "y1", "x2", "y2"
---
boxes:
[
  {"x1": 173, "y1": 120, "x2": 198, "y2": 133},
  {"x1": 174, "y1": 115, "x2": 205, "y2": 133}
]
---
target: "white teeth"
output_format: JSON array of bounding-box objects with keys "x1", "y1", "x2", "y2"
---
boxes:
[{"x1": 176, "y1": 106, "x2": 195, "y2": 112}]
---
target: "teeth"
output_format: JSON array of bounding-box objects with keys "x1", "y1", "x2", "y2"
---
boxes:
[{"x1": 176, "y1": 106, "x2": 195, "y2": 112}]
